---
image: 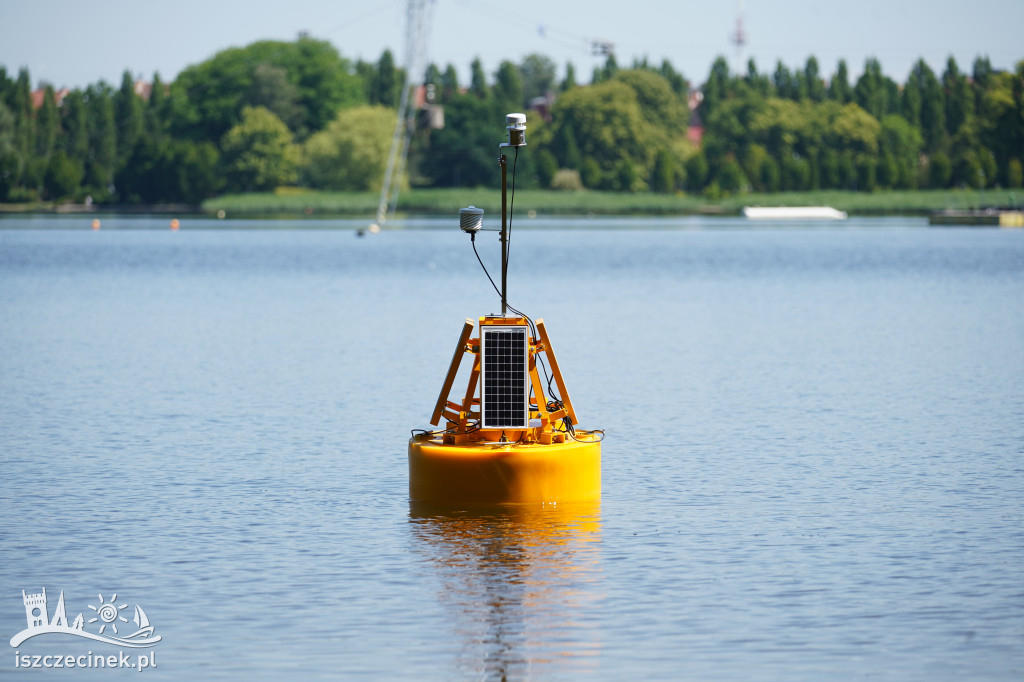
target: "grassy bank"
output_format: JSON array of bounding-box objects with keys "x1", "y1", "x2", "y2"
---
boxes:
[
  {"x1": 4, "y1": 187, "x2": 1020, "y2": 217},
  {"x1": 201, "y1": 187, "x2": 1023, "y2": 218}
]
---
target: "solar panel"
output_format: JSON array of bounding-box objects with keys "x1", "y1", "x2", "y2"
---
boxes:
[{"x1": 480, "y1": 326, "x2": 529, "y2": 429}]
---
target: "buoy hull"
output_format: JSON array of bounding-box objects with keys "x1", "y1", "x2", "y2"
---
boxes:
[{"x1": 408, "y1": 438, "x2": 601, "y2": 504}]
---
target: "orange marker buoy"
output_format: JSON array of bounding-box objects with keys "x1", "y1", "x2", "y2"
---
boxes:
[
  {"x1": 170, "y1": 219, "x2": 180, "y2": 231},
  {"x1": 91, "y1": 219, "x2": 101, "y2": 230}
]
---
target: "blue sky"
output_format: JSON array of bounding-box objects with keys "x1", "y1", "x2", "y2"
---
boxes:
[{"x1": 1, "y1": 0, "x2": 1021, "y2": 90}]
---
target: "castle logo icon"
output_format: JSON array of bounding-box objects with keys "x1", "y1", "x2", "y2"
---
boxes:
[{"x1": 11, "y1": 589, "x2": 161, "y2": 649}]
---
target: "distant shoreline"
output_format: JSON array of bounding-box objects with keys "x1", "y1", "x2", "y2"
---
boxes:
[{"x1": 2, "y1": 188, "x2": 1020, "y2": 218}]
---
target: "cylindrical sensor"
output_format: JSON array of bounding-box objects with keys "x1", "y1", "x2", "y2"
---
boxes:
[
  {"x1": 459, "y1": 205, "x2": 484, "y2": 233},
  {"x1": 505, "y1": 113, "x2": 527, "y2": 147}
]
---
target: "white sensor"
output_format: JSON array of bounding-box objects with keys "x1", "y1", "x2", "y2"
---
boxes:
[
  {"x1": 459, "y1": 205, "x2": 484, "y2": 233},
  {"x1": 505, "y1": 113, "x2": 527, "y2": 147}
]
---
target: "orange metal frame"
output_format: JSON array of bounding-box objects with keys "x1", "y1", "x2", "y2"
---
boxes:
[{"x1": 429, "y1": 316, "x2": 577, "y2": 445}]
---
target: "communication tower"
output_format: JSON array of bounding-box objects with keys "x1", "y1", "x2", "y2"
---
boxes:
[
  {"x1": 375, "y1": 0, "x2": 436, "y2": 229},
  {"x1": 730, "y1": 0, "x2": 748, "y2": 70}
]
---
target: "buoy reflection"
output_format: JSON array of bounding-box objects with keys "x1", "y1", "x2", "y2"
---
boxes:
[{"x1": 409, "y1": 502, "x2": 602, "y2": 679}]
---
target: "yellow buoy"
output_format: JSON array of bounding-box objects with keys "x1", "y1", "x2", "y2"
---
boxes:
[
  {"x1": 170, "y1": 218, "x2": 180, "y2": 231},
  {"x1": 409, "y1": 314, "x2": 602, "y2": 505},
  {"x1": 410, "y1": 436, "x2": 601, "y2": 505},
  {"x1": 408, "y1": 113, "x2": 602, "y2": 505},
  {"x1": 91, "y1": 218, "x2": 100, "y2": 230}
]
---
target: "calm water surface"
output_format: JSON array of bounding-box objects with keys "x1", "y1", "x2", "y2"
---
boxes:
[{"x1": 1, "y1": 215, "x2": 1022, "y2": 680}]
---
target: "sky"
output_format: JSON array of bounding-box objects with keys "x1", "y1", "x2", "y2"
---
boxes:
[{"x1": 1, "y1": 0, "x2": 1022, "y2": 91}]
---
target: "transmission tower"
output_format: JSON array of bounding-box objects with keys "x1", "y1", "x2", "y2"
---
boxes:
[{"x1": 375, "y1": 0, "x2": 436, "y2": 228}]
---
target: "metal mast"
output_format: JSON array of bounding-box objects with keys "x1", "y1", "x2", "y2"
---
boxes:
[{"x1": 376, "y1": 0, "x2": 435, "y2": 227}]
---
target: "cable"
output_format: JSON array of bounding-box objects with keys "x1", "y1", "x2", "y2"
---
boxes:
[
  {"x1": 471, "y1": 229, "x2": 556, "y2": 397},
  {"x1": 468, "y1": 146, "x2": 569, "y2": 416},
  {"x1": 505, "y1": 146, "x2": 519, "y2": 279},
  {"x1": 471, "y1": 232, "x2": 502, "y2": 300}
]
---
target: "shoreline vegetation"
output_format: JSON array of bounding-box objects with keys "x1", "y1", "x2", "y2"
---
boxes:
[
  {"x1": 2, "y1": 37, "x2": 1022, "y2": 212},
  {"x1": 2, "y1": 187, "x2": 1021, "y2": 218}
]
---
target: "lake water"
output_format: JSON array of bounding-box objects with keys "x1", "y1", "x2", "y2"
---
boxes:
[{"x1": 1, "y1": 215, "x2": 1022, "y2": 680}]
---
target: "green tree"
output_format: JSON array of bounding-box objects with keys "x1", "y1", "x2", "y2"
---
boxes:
[
  {"x1": 58, "y1": 90, "x2": 89, "y2": 165},
  {"x1": 249, "y1": 62, "x2": 303, "y2": 131},
  {"x1": 421, "y1": 93, "x2": 498, "y2": 187},
  {"x1": 1007, "y1": 158, "x2": 1023, "y2": 188},
  {"x1": 684, "y1": 151, "x2": 709, "y2": 191},
  {"x1": 658, "y1": 59, "x2": 689, "y2": 96},
  {"x1": 971, "y1": 56, "x2": 994, "y2": 113},
  {"x1": 11, "y1": 68, "x2": 33, "y2": 173},
  {"x1": 560, "y1": 62, "x2": 577, "y2": 92},
  {"x1": 470, "y1": 58, "x2": 488, "y2": 99},
  {"x1": 441, "y1": 64, "x2": 459, "y2": 103},
  {"x1": 928, "y1": 151, "x2": 952, "y2": 187},
  {"x1": 85, "y1": 83, "x2": 117, "y2": 197},
  {"x1": 146, "y1": 73, "x2": 169, "y2": 138},
  {"x1": 904, "y1": 59, "x2": 945, "y2": 151},
  {"x1": 804, "y1": 56, "x2": 826, "y2": 102},
  {"x1": 371, "y1": 49, "x2": 401, "y2": 108},
  {"x1": 974, "y1": 69, "x2": 1022, "y2": 182},
  {"x1": 744, "y1": 58, "x2": 771, "y2": 97},
  {"x1": 220, "y1": 106, "x2": 298, "y2": 192},
  {"x1": 519, "y1": 54, "x2": 555, "y2": 103},
  {"x1": 43, "y1": 150, "x2": 83, "y2": 199},
  {"x1": 580, "y1": 157, "x2": 602, "y2": 188},
  {"x1": 700, "y1": 56, "x2": 731, "y2": 120},
  {"x1": 170, "y1": 140, "x2": 223, "y2": 202},
  {"x1": 596, "y1": 54, "x2": 619, "y2": 83},
  {"x1": 172, "y1": 37, "x2": 363, "y2": 141},
  {"x1": 773, "y1": 61, "x2": 797, "y2": 99},
  {"x1": 493, "y1": 60, "x2": 523, "y2": 111},
  {"x1": 651, "y1": 149, "x2": 675, "y2": 193},
  {"x1": 114, "y1": 70, "x2": 144, "y2": 165},
  {"x1": 782, "y1": 154, "x2": 812, "y2": 190},
  {"x1": 716, "y1": 156, "x2": 748, "y2": 193},
  {"x1": 829, "y1": 102, "x2": 881, "y2": 157},
  {"x1": 552, "y1": 123, "x2": 581, "y2": 170},
  {"x1": 829, "y1": 59, "x2": 852, "y2": 103},
  {"x1": 302, "y1": 105, "x2": 395, "y2": 191},
  {"x1": 424, "y1": 63, "x2": 441, "y2": 88},
  {"x1": 34, "y1": 85, "x2": 59, "y2": 161},
  {"x1": 116, "y1": 137, "x2": 167, "y2": 203},
  {"x1": 0, "y1": 100, "x2": 18, "y2": 200},
  {"x1": 355, "y1": 59, "x2": 375, "y2": 102},
  {"x1": 614, "y1": 69, "x2": 687, "y2": 135},
  {"x1": 535, "y1": 149, "x2": 558, "y2": 188},
  {"x1": 742, "y1": 143, "x2": 777, "y2": 192},
  {"x1": 819, "y1": 148, "x2": 841, "y2": 188},
  {"x1": 854, "y1": 57, "x2": 897, "y2": 120},
  {"x1": 942, "y1": 57, "x2": 971, "y2": 137},
  {"x1": 547, "y1": 79, "x2": 656, "y2": 187},
  {"x1": 879, "y1": 114, "x2": 923, "y2": 188}
]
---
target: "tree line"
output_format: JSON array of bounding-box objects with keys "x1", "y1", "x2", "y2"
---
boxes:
[{"x1": 0, "y1": 36, "x2": 1021, "y2": 205}]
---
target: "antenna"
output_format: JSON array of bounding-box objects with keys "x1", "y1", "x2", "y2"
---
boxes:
[
  {"x1": 498, "y1": 113, "x2": 526, "y2": 315},
  {"x1": 730, "y1": 0, "x2": 748, "y2": 69},
  {"x1": 458, "y1": 113, "x2": 528, "y2": 316}
]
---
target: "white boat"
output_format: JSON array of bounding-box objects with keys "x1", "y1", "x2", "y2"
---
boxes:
[{"x1": 742, "y1": 206, "x2": 848, "y2": 220}]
